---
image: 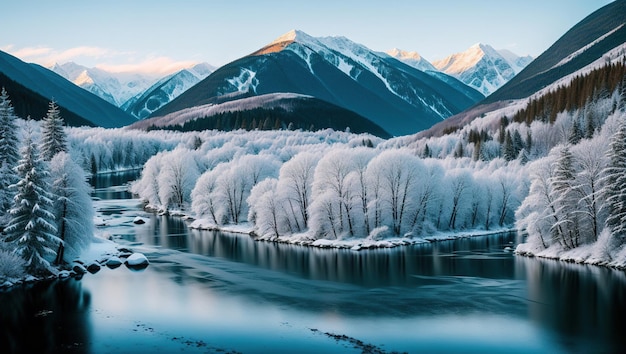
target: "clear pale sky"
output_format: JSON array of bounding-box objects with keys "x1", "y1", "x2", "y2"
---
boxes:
[{"x1": 0, "y1": 0, "x2": 614, "y2": 75}]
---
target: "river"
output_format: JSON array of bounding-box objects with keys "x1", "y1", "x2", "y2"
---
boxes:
[{"x1": 1, "y1": 171, "x2": 626, "y2": 353}]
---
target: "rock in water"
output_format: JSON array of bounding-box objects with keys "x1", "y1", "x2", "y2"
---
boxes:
[
  {"x1": 86, "y1": 262, "x2": 101, "y2": 274},
  {"x1": 133, "y1": 216, "x2": 147, "y2": 224},
  {"x1": 73, "y1": 263, "x2": 87, "y2": 275},
  {"x1": 125, "y1": 253, "x2": 149, "y2": 270},
  {"x1": 106, "y1": 256, "x2": 123, "y2": 269}
]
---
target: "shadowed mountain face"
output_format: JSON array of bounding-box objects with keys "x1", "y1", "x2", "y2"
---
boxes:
[
  {"x1": 131, "y1": 92, "x2": 392, "y2": 138},
  {"x1": 0, "y1": 50, "x2": 136, "y2": 127},
  {"x1": 153, "y1": 30, "x2": 483, "y2": 137},
  {"x1": 483, "y1": 0, "x2": 626, "y2": 104}
]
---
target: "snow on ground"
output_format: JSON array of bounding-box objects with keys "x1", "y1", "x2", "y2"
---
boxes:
[
  {"x1": 189, "y1": 217, "x2": 515, "y2": 250},
  {"x1": 515, "y1": 229, "x2": 626, "y2": 270}
]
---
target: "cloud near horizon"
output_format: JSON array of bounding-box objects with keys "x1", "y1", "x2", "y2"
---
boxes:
[
  {"x1": 1, "y1": 44, "x2": 199, "y2": 75},
  {"x1": 95, "y1": 56, "x2": 200, "y2": 75}
]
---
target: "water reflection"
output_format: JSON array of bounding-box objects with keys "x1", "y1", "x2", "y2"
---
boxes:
[
  {"x1": 135, "y1": 217, "x2": 518, "y2": 287},
  {"x1": 131, "y1": 215, "x2": 626, "y2": 352},
  {"x1": 1, "y1": 172, "x2": 623, "y2": 353},
  {"x1": 519, "y1": 256, "x2": 626, "y2": 353},
  {"x1": 0, "y1": 279, "x2": 91, "y2": 353},
  {"x1": 90, "y1": 170, "x2": 139, "y2": 200}
]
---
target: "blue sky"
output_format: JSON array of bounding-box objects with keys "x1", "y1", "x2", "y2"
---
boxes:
[{"x1": 0, "y1": 0, "x2": 613, "y2": 75}]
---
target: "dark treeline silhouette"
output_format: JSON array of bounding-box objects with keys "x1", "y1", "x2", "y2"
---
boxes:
[
  {"x1": 512, "y1": 61, "x2": 626, "y2": 125},
  {"x1": 147, "y1": 103, "x2": 392, "y2": 139}
]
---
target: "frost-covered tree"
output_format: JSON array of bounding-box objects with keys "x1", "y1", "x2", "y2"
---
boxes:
[
  {"x1": 549, "y1": 145, "x2": 579, "y2": 249},
  {"x1": 310, "y1": 149, "x2": 356, "y2": 237},
  {"x1": 248, "y1": 179, "x2": 283, "y2": 237},
  {"x1": 573, "y1": 139, "x2": 607, "y2": 242},
  {"x1": 0, "y1": 88, "x2": 20, "y2": 224},
  {"x1": 49, "y1": 152, "x2": 93, "y2": 264},
  {"x1": 130, "y1": 152, "x2": 164, "y2": 208},
  {"x1": 3, "y1": 127, "x2": 59, "y2": 276},
  {"x1": 366, "y1": 150, "x2": 421, "y2": 235},
  {"x1": 191, "y1": 164, "x2": 228, "y2": 225},
  {"x1": 40, "y1": 100, "x2": 68, "y2": 161},
  {"x1": 157, "y1": 147, "x2": 200, "y2": 210},
  {"x1": 275, "y1": 152, "x2": 320, "y2": 232},
  {"x1": 602, "y1": 117, "x2": 626, "y2": 244},
  {"x1": 445, "y1": 168, "x2": 473, "y2": 230},
  {"x1": 516, "y1": 156, "x2": 558, "y2": 250}
]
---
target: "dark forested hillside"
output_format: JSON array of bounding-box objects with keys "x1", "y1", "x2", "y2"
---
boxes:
[
  {"x1": 484, "y1": 0, "x2": 626, "y2": 103},
  {"x1": 144, "y1": 97, "x2": 392, "y2": 138},
  {"x1": 511, "y1": 61, "x2": 626, "y2": 125}
]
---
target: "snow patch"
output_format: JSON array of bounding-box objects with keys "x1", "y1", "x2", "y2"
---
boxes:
[
  {"x1": 553, "y1": 24, "x2": 624, "y2": 69},
  {"x1": 227, "y1": 68, "x2": 259, "y2": 93}
]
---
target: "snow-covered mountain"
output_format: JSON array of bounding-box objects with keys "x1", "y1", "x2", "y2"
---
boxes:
[
  {"x1": 122, "y1": 63, "x2": 214, "y2": 119},
  {"x1": 155, "y1": 30, "x2": 483, "y2": 136},
  {"x1": 51, "y1": 62, "x2": 160, "y2": 107},
  {"x1": 485, "y1": 0, "x2": 626, "y2": 104},
  {"x1": 0, "y1": 50, "x2": 136, "y2": 128},
  {"x1": 432, "y1": 43, "x2": 532, "y2": 96},
  {"x1": 386, "y1": 48, "x2": 438, "y2": 72},
  {"x1": 414, "y1": 0, "x2": 626, "y2": 139}
]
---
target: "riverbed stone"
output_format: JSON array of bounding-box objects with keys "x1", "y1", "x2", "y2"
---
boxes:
[{"x1": 86, "y1": 262, "x2": 101, "y2": 274}]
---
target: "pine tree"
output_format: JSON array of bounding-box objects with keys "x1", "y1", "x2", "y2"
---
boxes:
[
  {"x1": 568, "y1": 119, "x2": 583, "y2": 145},
  {"x1": 50, "y1": 152, "x2": 94, "y2": 264},
  {"x1": 0, "y1": 88, "x2": 21, "y2": 225},
  {"x1": 4, "y1": 126, "x2": 59, "y2": 276},
  {"x1": 40, "y1": 100, "x2": 68, "y2": 161},
  {"x1": 603, "y1": 118, "x2": 626, "y2": 244},
  {"x1": 503, "y1": 131, "x2": 516, "y2": 161},
  {"x1": 549, "y1": 145, "x2": 579, "y2": 249}
]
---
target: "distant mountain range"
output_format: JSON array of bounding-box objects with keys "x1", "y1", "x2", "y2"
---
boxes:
[
  {"x1": 0, "y1": 50, "x2": 136, "y2": 127},
  {"x1": 432, "y1": 44, "x2": 532, "y2": 96},
  {"x1": 120, "y1": 63, "x2": 214, "y2": 119},
  {"x1": 51, "y1": 62, "x2": 214, "y2": 119},
  {"x1": 148, "y1": 30, "x2": 484, "y2": 136}
]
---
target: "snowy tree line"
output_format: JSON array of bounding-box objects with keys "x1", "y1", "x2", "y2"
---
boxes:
[
  {"x1": 130, "y1": 126, "x2": 527, "y2": 241},
  {"x1": 516, "y1": 109, "x2": 626, "y2": 263},
  {"x1": 66, "y1": 127, "x2": 190, "y2": 174},
  {"x1": 129, "y1": 60, "x2": 626, "y2": 256},
  {"x1": 1, "y1": 89, "x2": 92, "y2": 278}
]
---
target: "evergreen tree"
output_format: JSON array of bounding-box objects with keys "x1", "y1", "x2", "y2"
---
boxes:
[
  {"x1": 525, "y1": 131, "x2": 533, "y2": 153},
  {"x1": 0, "y1": 88, "x2": 21, "y2": 224},
  {"x1": 503, "y1": 131, "x2": 516, "y2": 161},
  {"x1": 3, "y1": 127, "x2": 59, "y2": 276},
  {"x1": 40, "y1": 100, "x2": 68, "y2": 161},
  {"x1": 512, "y1": 130, "x2": 524, "y2": 154},
  {"x1": 584, "y1": 110, "x2": 595, "y2": 139},
  {"x1": 568, "y1": 118, "x2": 583, "y2": 145},
  {"x1": 603, "y1": 118, "x2": 626, "y2": 244},
  {"x1": 549, "y1": 145, "x2": 579, "y2": 249},
  {"x1": 49, "y1": 152, "x2": 94, "y2": 264}
]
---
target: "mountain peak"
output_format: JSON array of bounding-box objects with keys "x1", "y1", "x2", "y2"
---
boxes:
[
  {"x1": 433, "y1": 43, "x2": 532, "y2": 96},
  {"x1": 386, "y1": 48, "x2": 437, "y2": 72},
  {"x1": 387, "y1": 48, "x2": 423, "y2": 61},
  {"x1": 269, "y1": 29, "x2": 317, "y2": 45}
]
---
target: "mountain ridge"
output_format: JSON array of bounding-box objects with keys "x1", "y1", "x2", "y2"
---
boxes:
[
  {"x1": 0, "y1": 50, "x2": 136, "y2": 127},
  {"x1": 153, "y1": 29, "x2": 483, "y2": 136}
]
